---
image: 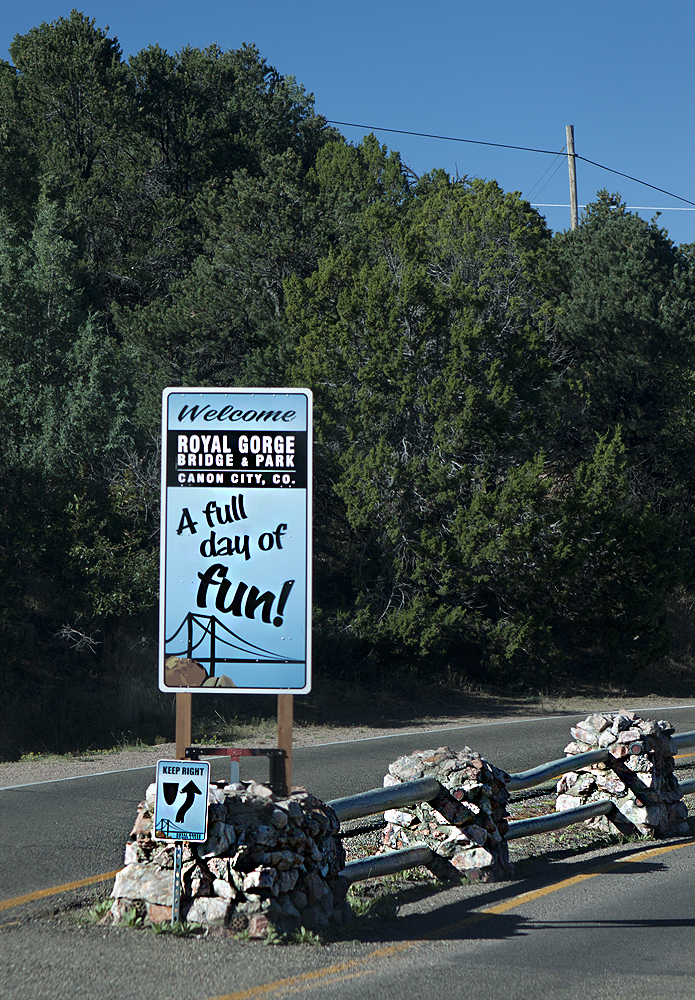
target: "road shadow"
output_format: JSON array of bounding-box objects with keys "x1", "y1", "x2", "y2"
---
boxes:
[{"x1": 343, "y1": 840, "x2": 693, "y2": 945}]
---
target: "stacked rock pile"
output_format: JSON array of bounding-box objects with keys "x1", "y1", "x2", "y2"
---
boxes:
[
  {"x1": 109, "y1": 780, "x2": 348, "y2": 937},
  {"x1": 382, "y1": 746, "x2": 514, "y2": 881},
  {"x1": 556, "y1": 711, "x2": 689, "y2": 837}
]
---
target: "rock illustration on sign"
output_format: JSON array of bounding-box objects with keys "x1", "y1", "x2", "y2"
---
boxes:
[{"x1": 164, "y1": 611, "x2": 302, "y2": 688}]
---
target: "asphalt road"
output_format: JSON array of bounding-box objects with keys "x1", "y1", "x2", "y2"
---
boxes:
[
  {"x1": 3, "y1": 706, "x2": 695, "y2": 1000},
  {"x1": 3, "y1": 706, "x2": 695, "y2": 901},
  {"x1": 3, "y1": 838, "x2": 695, "y2": 1000}
]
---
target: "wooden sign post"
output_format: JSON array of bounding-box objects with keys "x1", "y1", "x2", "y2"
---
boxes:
[{"x1": 175, "y1": 692, "x2": 192, "y2": 760}]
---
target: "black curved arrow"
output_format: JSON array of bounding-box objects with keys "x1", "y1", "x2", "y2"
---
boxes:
[{"x1": 175, "y1": 780, "x2": 202, "y2": 823}]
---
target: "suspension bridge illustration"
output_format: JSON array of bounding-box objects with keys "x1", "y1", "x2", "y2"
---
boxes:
[
  {"x1": 154, "y1": 816, "x2": 207, "y2": 841},
  {"x1": 165, "y1": 612, "x2": 303, "y2": 677}
]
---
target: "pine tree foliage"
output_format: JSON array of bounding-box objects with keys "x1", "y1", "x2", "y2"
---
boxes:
[
  {"x1": 553, "y1": 191, "x2": 695, "y2": 492},
  {"x1": 290, "y1": 163, "x2": 684, "y2": 680},
  {"x1": 1, "y1": 11, "x2": 695, "y2": 741}
]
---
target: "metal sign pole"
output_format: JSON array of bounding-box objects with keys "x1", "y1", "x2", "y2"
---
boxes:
[{"x1": 172, "y1": 840, "x2": 183, "y2": 924}]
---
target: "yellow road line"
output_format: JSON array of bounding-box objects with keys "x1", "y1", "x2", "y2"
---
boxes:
[
  {"x1": 0, "y1": 871, "x2": 119, "y2": 912},
  {"x1": 207, "y1": 837, "x2": 695, "y2": 1000},
  {"x1": 4, "y1": 837, "x2": 695, "y2": 998},
  {"x1": 435, "y1": 838, "x2": 695, "y2": 936},
  {"x1": 283, "y1": 970, "x2": 374, "y2": 995},
  {"x1": 207, "y1": 943, "x2": 420, "y2": 1000}
]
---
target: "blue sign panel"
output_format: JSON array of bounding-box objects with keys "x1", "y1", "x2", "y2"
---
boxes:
[{"x1": 159, "y1": 388, "x2": 312, "y2": 694}]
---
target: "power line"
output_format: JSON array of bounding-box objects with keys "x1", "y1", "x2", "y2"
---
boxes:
[
  {"x1": 527, "y1": 151, "x2": 567, "y2": 203},
  {"x1": 533, "y1": 204, "x2": 695, "y2": 211},
  {"x1": 327, "y1": 120, "x2": 563, "y2": 156},
  {"x1": 576, "y1": 156, "x2": 695, "y2": 207},
  {"x1": 525, "y1": 146, "x2": 566, "y2": 202},
  {"x1": 327, "y1": 119, "x2": 695, "y2": 209}
]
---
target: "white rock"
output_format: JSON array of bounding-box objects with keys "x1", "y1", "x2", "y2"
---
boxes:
[
  {"x1": 451, "y1": 847, "x2": 495, "y2": 870},
  {"x1": 145, "y1": 783, "x2": 156, "y2": 813},
  {"x1": 111, "y1": 864, "x2": 173, "y2": 906},
  {"x1": 124, "y1": 842, "x2": 147, "y2": 865},
  {"x1": 212, "y1": 878, "x2": 235, "y2": 899},
  {"x1": 634, "y1": 771, "x2": 655, "y2": 789},
  {"x1": 185, "y1": 896, "x2": 231, "y2": 926},
  {"x1": 383, "y1": 809, "x2": 415, "y2": 827},
  {"x1": 243, "y1": 867, "x2": 277, "y2": 894}
]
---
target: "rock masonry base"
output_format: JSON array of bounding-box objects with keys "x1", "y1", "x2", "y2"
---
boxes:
[
  {"x1": 556, "y1": 711, "x2": 689, "y2": 837},
  {"x1": 109, "y1": 780, "x2": 348, "y2": 937},
  {"x1": 382, "y1": 746, "x2": 514, "y2": 881}
]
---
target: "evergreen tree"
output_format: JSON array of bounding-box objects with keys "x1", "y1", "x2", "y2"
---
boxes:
[
  {"x1": 290, "y1": 159, "x2": 679, "y2": 681},
  {"x1": 552, "y1": 192, "x2": 695, "y2": 492},
  {"x1": 0, "y1": 201, "x2": 147, "y2": 673}
]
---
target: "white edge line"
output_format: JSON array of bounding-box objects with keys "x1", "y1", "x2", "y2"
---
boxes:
[
  {"x1": 302, "y1": 714, "x2": 565, "y2": 748},
  {"x1": 2, "y1": 702, "x2": 695, "y2": 790},
  {"x1": 0, "y1": 763, "x2": 157, "y2": 792},
  {"x1": 296, "y1": 702, "x2": 695, "y2": 749}
]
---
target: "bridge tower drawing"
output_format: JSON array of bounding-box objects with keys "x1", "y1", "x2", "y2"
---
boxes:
[{"x1": 165, "y1": 612, "x2": 302, "y2": 678}]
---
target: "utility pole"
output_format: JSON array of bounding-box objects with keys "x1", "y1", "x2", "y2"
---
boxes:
[{"x1": 566, "y1": 125, "x2": 578, "y2": 230}]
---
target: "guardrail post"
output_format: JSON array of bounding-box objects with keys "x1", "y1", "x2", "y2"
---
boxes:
[{"x1": 555, "y1": 712, "x2": 689, "y2": 838}]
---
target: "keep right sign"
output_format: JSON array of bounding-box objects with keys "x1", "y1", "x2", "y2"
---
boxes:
[{"x1": 153, "y1": 759, "x2": 210, "y2": 842}]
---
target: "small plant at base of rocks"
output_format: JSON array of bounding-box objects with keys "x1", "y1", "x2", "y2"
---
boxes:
[
  {"x1": 346, "y1": 886, "x2": 399, "y2": 922},
  {"x1": 263, "y1": 925, "x2": 288, "y2": 946},
  {"x1": 119, "y1": 906, "x2": 145, "y2": 929},
  {"x1": 149, "y1": 920, "x2": 204, "y2": 937},
  {"x1": 289, "y1": 927, "x2": 323, "y2": 946},
  {"x1": 72, "y1": 898, "x2": 113, "y2": 926}
]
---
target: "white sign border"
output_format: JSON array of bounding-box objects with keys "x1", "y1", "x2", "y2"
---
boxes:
[{"x1": 153, "y1": 758, "x2": 211, "y2": 842}]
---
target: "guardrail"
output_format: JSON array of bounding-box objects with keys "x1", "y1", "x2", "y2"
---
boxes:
[
  {"x1": 329, "y1": 778, "x2": 441, "y2": 823},
  {"x1": 506, "y1": 748, "x2": 610, "y2": 792},
  {"x1": 507, "y1": 729, "x2": 695, "y2": 792},
  {"x1": 338, "y1": 844, "x2": 436, "y2": 885},
  {"x1": 329, "y1": 728, "x2": 695, "y2": 884}
]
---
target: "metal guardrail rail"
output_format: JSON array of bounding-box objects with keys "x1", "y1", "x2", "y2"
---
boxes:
[
  {"x1": 507, "y1": 729, "x2": 695, "y2": 791},
  {"x1": 505, "y1": 798, "x2": 613, "y2": 839},
  {"x1": 506, "y1": 748, "x2": 610, "y2": 791},
  {"x1": 328, "y1": 777, "x2": 441, "y2": 822},
  {"x1": 327, "y1": 727, "x2": 695, "y2": 883},
  {"x1": 339, "y1": 844, "x2": 435, "y2": 884},
  {"x1": 671, "y1": 730, "x2": 695, "y2": 750}
]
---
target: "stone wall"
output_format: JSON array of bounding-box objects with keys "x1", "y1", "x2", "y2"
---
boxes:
[
  {"x1": 109, "y1": 780, "x2": 349, "y2": 937},
  {"x1": 556, "y1": 711, "x2": 689, "y2": 837},
  {"x1": 382, "y1": 746, "x2": 514, "y2": 881}
]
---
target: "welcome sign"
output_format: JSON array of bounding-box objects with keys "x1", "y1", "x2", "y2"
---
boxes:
[{"x1": 159, "y1": 388, "x2": 312, "y2": 694}]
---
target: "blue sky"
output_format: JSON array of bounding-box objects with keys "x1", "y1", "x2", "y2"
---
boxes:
[{"x1": 3, "y1": 2, "x2": 694, "y2": 245}]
